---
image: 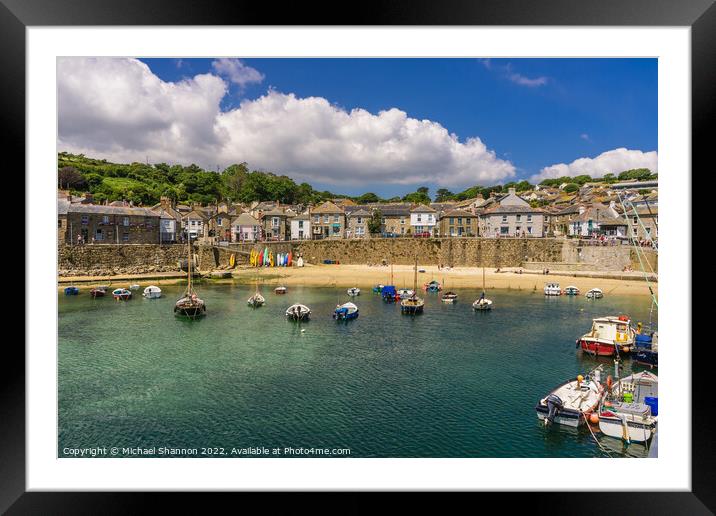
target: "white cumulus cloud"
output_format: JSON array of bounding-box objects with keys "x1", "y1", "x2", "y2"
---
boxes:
[
  {"x1": 530, "y1": 148, "x2": 658, "y2": 183},
  {"x1": 211, "y1": 58, "x2": 265, "y2": 87},
  {"x1": 57, "y1": 57, "x2": 516, "y2": 188}
]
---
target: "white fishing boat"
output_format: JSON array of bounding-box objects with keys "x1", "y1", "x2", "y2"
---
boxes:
[
  {"x1": 535, "y1": 366, "x2": 605, "y2": 427},
  {"x1": 142, "y1": 285, "x2": 162, "y2": 299},
  {"x1": 286, "y1": 303, "x2": 311, "y2": 321},
  {"x1": 577, "y1": 315, "x2": 635, "y2": 356},
  {"x1": 564, "y1": 286, "x2": 580, "y2": 296},
  {"x1": 275, "y1": 286, "x2": 287, "y2": 294},
  {"x1": 473, "y1": 266, "x2": 493, "y2": 310},
  {"x1": 333, "y1": 301, "x2": 359, "y2": 320},
  {"x1": 347, "y1": 287, "x2": 361, "y2": 296},
  {"x1": 544, "y1": 283, "x2": 562, "y2": 296},
  {"x1": 586, "y1": 288, "x2": 604, "y2": 299},
  {"x1": 598, "y1": 371, "x2": 658, "y2": 443}
]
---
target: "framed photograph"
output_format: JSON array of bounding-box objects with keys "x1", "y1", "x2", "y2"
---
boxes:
[{"x1": 8, "y1": 0, "x2": 709, "y2": 511}]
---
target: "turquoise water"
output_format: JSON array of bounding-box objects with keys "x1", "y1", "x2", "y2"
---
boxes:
[{"x1": 58, "y1": 284, "x2": 656, "y2": 458}]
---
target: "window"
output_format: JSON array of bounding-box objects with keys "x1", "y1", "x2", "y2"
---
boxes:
[
  {"x1": 500, "y1": 227, "x2": 509, "y2": 235},
  {"x1": 81, "y1": 215, "x2": 89, "y2": 225},
  {"x1": 633, "y1": 217, "x2": 638, "y2": 225},
  {"x1": 502, "y1": 215, "x2": 507, "y2": 223},
  {"x1": 646, "y1": 227, "x2": 651, "y2": 234},
  {"x1": 298, "y1": 220, "x2": 304, "y2": 229},
  {"x1": 102, "y1": 215, "x2": 110, "y2": 224},
  {"x1": 527, "y1": 215, "x2": 532, "y2": 222},
  {"x1": 272, "y1": 217, "x2": 279, "y2": 228},
  {"x1": 516, "y1": 214, "x2": 521, "y2": 222},
  {"x1": 515, "y1": 226, "x2": 521, "y2": 233},
  {"x1": 217, "y1": 217, "x2": 223, "y2": 225},
  {"x1": 95, "y1": 229, "x2": 103, "y2": 241},
  {"x1": 457, "y1": 217, "x2": 462, "y2": 225},
  {"x1": 314, "y1": 215, "x2": 320, "y2": 223},
  {"x1": 123, "y1": 217, "x2": 130, "y2": 226},
  {"x1": 323, "y1": 215, "x2": 329, "y2": 223},
  {"x1": 417, "y1": 215, "x2": 422, "y2": 222},
  {"x1": 122, "y1": 232, "x2": 129, "y2": 242},
  {"x1": 333, "y1": 215, "x2": 339, "y2": 223},
  {"x1": 449, "y1": 217, "x2": 454, "y2": 224},
  {"x1": 356, "y1": 217, "x2": 363, "y2": 224},
  {"x1": 527, "y1": 226, "x2": 533, "y2": 234}
]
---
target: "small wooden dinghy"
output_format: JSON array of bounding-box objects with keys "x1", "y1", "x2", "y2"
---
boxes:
[
  {"x1": 347, "y1": 287, "x2": 360, "y2": 296},
  {"x1": 112, "y1": 288, "x2": 132, "y2": 300},
  {"x1": 142, "y1": 285, "x2": 162, "y2": 299},
  {"x1": 286, "y1": 304, "x2": 311, "y2": 321},
  {"x1": 334, "y1": 301, "x2": 359, "y2": 320}
]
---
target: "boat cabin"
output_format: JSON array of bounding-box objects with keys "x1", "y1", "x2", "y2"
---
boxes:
[{"x1": 587, "y1": 316, "x2": 632, "y2": 344}]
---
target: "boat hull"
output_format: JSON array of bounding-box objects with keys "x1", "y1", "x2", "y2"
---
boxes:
[
  {"x1": 174, "y1": 305, "x2": 206, "y2": 318},
  {"x1": 633, "y1": 349, "x2": 658, "y2": 367},
  {"x1": 90, "y1": 289, "x2": 106, "y2": 298},
  {"x1": 535, "y1": 405, "x2": 584, "y2": 427},
  {"x1": 579, "y1": 339, "x2": 617, "y2": 357},
  {"x1": 598, "y1": 415, "x2": 655, "y2": 443},
  {"x1": 400, "y1": 304, "x2": 424, "y2": 314},
  {"x1": 334, "y1": 311, "x2": 359, "y2": 320},
  {"x1": 287, "y1": 314, "x2": 310, "y2": 321}
]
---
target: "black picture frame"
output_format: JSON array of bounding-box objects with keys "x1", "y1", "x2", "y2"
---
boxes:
[{"x1": 4, "y1": 0, "x2": 708, "y2": 512}]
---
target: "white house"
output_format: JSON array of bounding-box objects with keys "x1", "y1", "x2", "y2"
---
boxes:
[
  {"x1": 290, "y1": 214, "x2": 312, "y2": 240},
  {"x1": 478, "y1": 188, "x2": 547, "y2": 237},
  {"x1": 410, "y1": 205, "x2": 437, "y2": 236}
]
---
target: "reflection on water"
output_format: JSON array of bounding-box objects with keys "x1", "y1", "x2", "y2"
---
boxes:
[{"x1": 59, "y1": 284, "x2": 656, "y2": 458}]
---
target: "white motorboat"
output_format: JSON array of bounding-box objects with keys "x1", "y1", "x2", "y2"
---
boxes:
[
  {"x1": 142, "y1": 285, "x2": 162, "y2": 299},
  {"x1": 275, "y1": 286, "x2": 287, "y2": 294},
  {"x1": 347, "y1": 287, "x2": 361, "y2": 296},
  {"x1": 535, "y1": 367, "x2": 605, "y2": 427},
  {"x1": 544, "y1": 283, "x2": 562, "y2": 296},
  {"x1": 333, "y1": 301, "x2": 359, "y2": 320},
  {"x1": 286, "y1": 304, "x2": 311, "y2": 321},
  {"x1": 586, "y1": 288, "x2": 604, "y2": 299},
  {"x1": 598, "y1": 371, "x2": 658, "y2": 443}
]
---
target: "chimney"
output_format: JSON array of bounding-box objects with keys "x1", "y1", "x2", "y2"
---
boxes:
[{"x1": 578, "y1": 206, "x2": 586, "y2": 215}]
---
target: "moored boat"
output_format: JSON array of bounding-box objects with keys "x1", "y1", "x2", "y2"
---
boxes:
[
  {"x1": 372, "y1": 284, "x2": 384, "y2": 293},
  {"x1": 174, "y1": 236, "x2": 206, "y2": 318},
  {"x1": 400, "y1": 256, "x2": 424, "y2": 315},
  {"x1": 381, "y1": 285, "x2": 398, "y2": 303},
  {"x1": 598, "y1": 371, "x2": 658, "y2": 443},
  {"x1": 142, "y1": 285, "x2": 162, "y2": 299},
  {"x1": 64, "y1": 286, "x2": 79, "y2": 295},
  {"x1": 128, "y1": 284, "x2": 140, "y2": 291},
  {"x1": 347, "y1": 287, "x2": 361, "y2": 296},
  {"x1": 286, "y1": 303, "x2": 311, "y2": 321},
  {"x1": 577, "y1": 315, "x2": 635, "y2": 356},
  {"x1": 247, "y1": 292, "x2": 265, "y2": 307},
  {"x1": 441, "y1": 291, "x2": 458, "y2": 303},
  {"x1": 564, "y1": 286, "x2": 580, "y2": 296},
  {"x1": 398, "y1": 288, "x2": 415, "y2": 299},
  {"x1": 333, "y1": 301, "x2": 359, "y2": 320},
  {"x1": 424, "y1": 280, "x2": 441, "y2": 292},
  {"x1": 535, "y1": 366, "x2": 605, "y2": 427},
  {"x1": 473, "y1": 266, "x2": 493, "y2": 311},
  {"x1": 90, "y1": 286, "x2": 107, "y2": 298},
  {"x1": 275, "y1": 286, "x2": 287, "y2": 294},
  {"x1": 544, "y1": 283, "x2": 561, "y2": 296},
  {"x1": 586, "y1": 288, "x2": 603, "y2": 299},
  {"x1": 112, "y1": 288, "x2": 132, "y2": 300}
]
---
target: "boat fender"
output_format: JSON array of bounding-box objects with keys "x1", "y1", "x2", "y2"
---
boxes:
[{"x1": 606, "y1": 375, "x2": 613, "y2": 392}]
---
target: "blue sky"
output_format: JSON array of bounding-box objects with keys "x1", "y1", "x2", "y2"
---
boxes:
[{"x1": 59, "y1": 57, "x2": 658, "y2": 198}]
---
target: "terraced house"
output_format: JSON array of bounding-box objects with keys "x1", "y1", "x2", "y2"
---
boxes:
[
  {"x1": 438, "y1": 209, "x2": 478, "y2": 237},
  {"x1": 260, "y1": 208, "x2": 290, "y2": 241},
  {"x1": 478, "y1": 188, "x2": 547, "y2": 237},
  {"x1": 376, "y1": 204, "x2": 411, "y2": 236},
  {"x1": 64, "y1": 204, "x2": 160, "y2": 244},
  {"x1": 346, "y1": 208, "x2": 372, "y2": 238},
  {"x1": 410, "y1": 205, "x2": 438, "y2": 236},
  {"x1": 310, "y1": 201, "x2": 345, "y2": 239}
]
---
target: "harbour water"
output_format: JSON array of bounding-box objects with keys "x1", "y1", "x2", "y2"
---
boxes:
[{"x1": 58, "y1": 284, "x2": 656, "y2": 458}]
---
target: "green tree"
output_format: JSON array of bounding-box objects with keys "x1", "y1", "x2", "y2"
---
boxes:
[
  {"x1": 368, "y1": 209, "x2": 383, "y2": 234},
  {"x1": 356, "y1": 192, "x2": 381, "y2": 204},
  {"x1": 435, "y1": 188, "x2": 454, "y2": 202},
  {"x1": 563, "y1": 183, "x2": 580, "y2": 193}
]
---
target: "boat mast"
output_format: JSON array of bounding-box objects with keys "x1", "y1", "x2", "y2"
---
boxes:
[
  {"x1": 413, "y1": 255, "x2": 418, "y2": 293},
  {"x1": 187, "y1": 235, "x2": 193, "y2": 294},
  {"x1": 482, "y1": 265, "x2": 486, "y2": 294}
]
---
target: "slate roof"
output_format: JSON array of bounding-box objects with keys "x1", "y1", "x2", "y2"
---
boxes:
[{"x1": 66, "y1": 204, "x2": 159, "y2": 217}]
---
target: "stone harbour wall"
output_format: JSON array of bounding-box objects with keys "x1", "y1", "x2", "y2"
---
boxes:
[{"x1": 58, "y1": 238, "x2": 657, "y2": 275}]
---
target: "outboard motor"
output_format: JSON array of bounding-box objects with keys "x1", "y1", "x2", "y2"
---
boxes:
[{"x1": 545, "y1": 394, "x2": 563, "y2": 426}]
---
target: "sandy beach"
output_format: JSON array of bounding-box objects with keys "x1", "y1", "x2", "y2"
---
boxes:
[
  {"x1": 58, "y1": 264, "x2": 656, "y2": 296},
  {"x1": 231, "y1": 265, "x2": 656, "y2": 296}
]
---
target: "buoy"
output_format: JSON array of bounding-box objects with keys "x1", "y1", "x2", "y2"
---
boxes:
[
  {"x1": 606, "y1": 375, "x2": 613, "y2": 391},
  {"x1": 589, "y1": 413, "x2": 599, "y2": 424}
]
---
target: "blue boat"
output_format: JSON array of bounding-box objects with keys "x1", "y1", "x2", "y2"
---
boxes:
[
  {"x1": 381, "y1": 285, "x2": 397, "y2": 303},
  {"x1": 632, "y1": 331, "x2": 658, "y2": 367},
  {"x1": 372, "y1": 284, "x2": 384, "y2": 293},
  {"x1": 333, "y1": 302, "x2": 359, "y2": 320},
  {"x1": 64, "y1": 286, "x2": 79, "y2": 295}
]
